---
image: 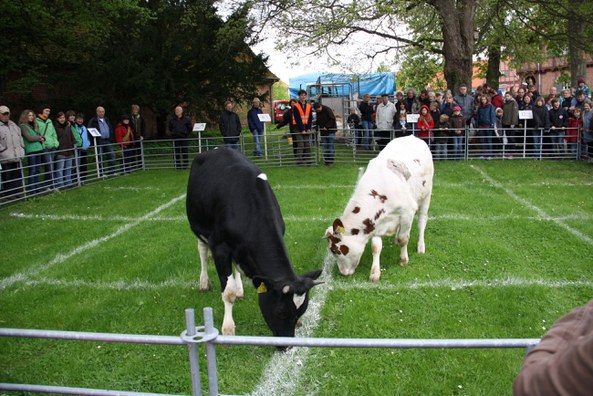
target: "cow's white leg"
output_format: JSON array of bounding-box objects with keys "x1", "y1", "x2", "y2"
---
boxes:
[
  {"x1": 397, "y1": 216, "x2": 413, "y2": 266},
  {"x1": 197, "y1": 239, "x2": 210, "y2": 291},
  {"x1": 369, "y1": 236, "x2": 382, "y2": 282},
  {"x1": 221, "y1": 274, "x2": 238, "y2": 336},
  {"x1": 234, "y1": 269, "x2": 244, "y2": 299},
  {"x1": 416, "y1": 195, "x2": 432, "y2": 254}
]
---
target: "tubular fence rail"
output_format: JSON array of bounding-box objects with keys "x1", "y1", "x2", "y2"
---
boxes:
[
  {"x1": 0, "y1": 307, "x2": 541, "y2": 396},
  {"x1": 1, "y1": 125, "x2": 591, "y2": 207}
]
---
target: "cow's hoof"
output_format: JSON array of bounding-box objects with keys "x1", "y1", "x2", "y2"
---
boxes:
[
  {"x1": 369, "y1": 272, "x2": 381, "y2": 283},
  {"x1": 222, "y1": 325, "x2": 235, "y2": 336},
  {"x1": 199, "y1": 284, "x2": 210, "y2": 292},
  {"x1": 399, "y1": 259, "x2": 408, "y2": 267},
  {"x1": 417, "y1": 245, "x2": 426, "y2": 254},
  {"x1": 236, "y1": 290, "x2": 245, "y2": 299}
]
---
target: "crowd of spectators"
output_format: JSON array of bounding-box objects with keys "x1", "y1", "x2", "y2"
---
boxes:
[
  {"x1": 0, "y1": 104, "x2": 147, "y2": 198},
  {"x1": 348, "y1": 77, "x2": 593, "y2": 160}
]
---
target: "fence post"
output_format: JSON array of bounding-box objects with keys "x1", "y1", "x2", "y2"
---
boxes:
[
  {"x1": 203, "y1": 308, "x2": 219, "y2": 396},
  {"x1": 184, "y1": 308, "x2": 202, "y2": 396}
]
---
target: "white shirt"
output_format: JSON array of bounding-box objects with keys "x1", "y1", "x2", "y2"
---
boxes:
[{"x1": 376, "y1": 101, "x2": 396, "y2": 130}]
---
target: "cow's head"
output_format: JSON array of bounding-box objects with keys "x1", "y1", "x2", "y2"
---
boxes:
[
  {"x1": 324, "y1": 218, "x2": 366, "y2": 276},
  {"x1": 253, "y1": 269, "x2": 323, "y2": 337}
]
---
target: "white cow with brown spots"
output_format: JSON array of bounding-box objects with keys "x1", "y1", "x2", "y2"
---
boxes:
[{"x1": 324, "y1": 135, "x2": 433, "y2": 282}]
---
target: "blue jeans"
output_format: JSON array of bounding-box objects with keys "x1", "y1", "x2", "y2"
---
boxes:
[
  {"x1": 55, "y1": 155, "x2": 73, "y2": 188},
  {"x1": 321, "y1": 132, "x2": 336, "y2": 164},
  {"x1": 478, "y1": 127, "x2": 494, "y2": 157},
  {"x1": 361, "y1": 120, "x2": 373, "y2": 150},
  {"x1": 98, "y1": 139, "x2": 116, "y2": 175},
  {"x1": 26, "y1": 151, "x2": 43, "y2": 193},
  {"x1": 452, "y1": 135, "x2": 464, "y2": 159},
  {"x1": 41, "y1": 149, "x2": 55, "y2": 189},
  {"x1": 252, "y1": 129, "x2": 263, "y2": 155}
]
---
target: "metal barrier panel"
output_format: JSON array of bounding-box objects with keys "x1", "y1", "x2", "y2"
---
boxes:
[{"x1": 0, "y1": 308, "x2": 541, "y2": 396}]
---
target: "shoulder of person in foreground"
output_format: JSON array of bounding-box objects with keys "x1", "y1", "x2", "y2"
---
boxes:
[{"x1": 513, "y1": 299, "x2": 593, "y2": 396}]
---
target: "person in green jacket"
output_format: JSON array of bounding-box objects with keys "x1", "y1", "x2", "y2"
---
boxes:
[
  {"x1": 36, "y1": 105, "x2": 58, "y2": 190},
  {"x1": 19, "y1": 109, "x2": 45, "y2": 193}
]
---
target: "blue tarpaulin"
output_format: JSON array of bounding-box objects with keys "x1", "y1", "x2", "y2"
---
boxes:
[{"x1": 288, "y1": 72, "x2": 396, "y2": 98}]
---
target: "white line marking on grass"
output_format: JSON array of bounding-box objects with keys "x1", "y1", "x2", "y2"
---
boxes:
[
  {"x1": 20, "y1": 277, "x2": 198, "y2": 290},
  {"x1": 472, "y1": 166, "x2": 593, "y2": 246},
  {"x1": 273, "y1": 184, "x2": 355, "y2": 190},
  {"x1": 331, "y1": 277, "x2": 593, "y2": 291},
  {"x1": 250, "y1": 254, "x2": 335, "y2": 396},
  {"x1": 9, "y1": 212, "x2": 186, "y2": 222},
  {"x1": 0, "y1": 194, "x2": 186, "y2": 291},
  {"x1": 12, "y1": 212, "x2": 593, "y2": 224},
  {"x1": 103, "y1": 186, "x2": 158, "y2": 191}
]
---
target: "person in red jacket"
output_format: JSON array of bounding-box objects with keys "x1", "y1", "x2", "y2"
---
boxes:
[
  {"x1": 115, "y1": 114, "x2": 136, "y2": 174},
  {"x1": 417, "y1": 104, "x2": 434, "y2": 147},
  {"x1": 566, "y1": 107, "x2": 583, "y2": 158}
]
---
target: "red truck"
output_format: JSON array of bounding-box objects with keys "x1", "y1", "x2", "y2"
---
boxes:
[{"x1": 273, "y1": 100, "x2": 290, "y2": 123}]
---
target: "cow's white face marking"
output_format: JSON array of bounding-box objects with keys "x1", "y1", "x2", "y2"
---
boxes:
[
  {"x1": 293, "y1": 293, "x2": 306, "y2": 309},
  {"x1": 257, "y1": 173, "x2": 268, "y2": 181}
]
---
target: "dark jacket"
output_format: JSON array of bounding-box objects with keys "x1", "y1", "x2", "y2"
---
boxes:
[
  {"x1": 168, "y1": 115, "x2": 192, "y2": 138},
  {"x1": 315, "y1": 105, "x2": 337, "y2": 136},
  {"x1": 502, "y1": 98, "x2": 519, "y2": 126},
  {"x1": 476, "y1": 103, "x2": 496, "y2": 128},
  {"x1": 358, "y1": 101, "x2": 374, "y2": 122},
  {"x1": 219, "y1": 110, "x2": 242, "y2": 142},
  {"x1": 532, "y1": 105, "x2": 550, "y2": 131},
  {"x1": 55, "y1": 121, "x2": 76, "y2": 156},
  {"x1": 130, "y1": 114, "x2": 146, "y2": 139},
  {"x1": 549, "y1": 107, "x2": 569, "y2": 129},
  {"x1": 247, "y1": 106, "x2": 264, "y2": 133}
]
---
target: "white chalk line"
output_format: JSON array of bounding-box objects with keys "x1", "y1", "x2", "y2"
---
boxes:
[
  {"x1": 0, "y1": 194, "x2": 186, "y2": 291},
  {"x1": 11, "y1": 211, "x2": 593, "y2": 223},
  {"x1": 472, "y1": 165, "x2": 593, "y2": 246},
  {"x1": 250, "y1": 253, "x2": 335, "y2": 396},
  {"x1": 19, "y1": 273, "x2": 593, "y2": 293}
]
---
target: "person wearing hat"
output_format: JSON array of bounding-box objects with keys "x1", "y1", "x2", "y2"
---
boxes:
[
  {"x1": 36, "y1": 104, "x2": 59, "y2": 190},
  {"x1": 115, "y1": 114, "x2": 136, "y2": 174},
  {"x1": 576, "y1": 78, "x2": 591, "y2": 99},
  {"x1": 0, "y1": 105, "x2": 25, "y2": 198}
]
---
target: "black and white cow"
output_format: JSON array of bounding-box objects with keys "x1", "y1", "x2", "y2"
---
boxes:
[{"x1": 186, "y1": 148, "x2": 322, "y2": 336}]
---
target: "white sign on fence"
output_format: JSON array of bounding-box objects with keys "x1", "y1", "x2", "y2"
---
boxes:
[
  {"x1": 87, "y1": 128, "x2": 101, "y2": 137},
  {"x1": 258, "y1": 114, "x2": 272, "y2": 122},
  {"x1": 519, "y1": 110, "x2": 533, "y2": 120},
  {"x1": 192, "y1": 123, "x2": 206, "y2": 132},
  {"x1": 406, "y1": 114, "x2": 420, "y2": 124}
]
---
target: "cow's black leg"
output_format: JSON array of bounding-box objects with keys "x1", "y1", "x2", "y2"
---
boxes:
[{"x1": 210, "y1": 242, "x2": 237, "y2": 336}]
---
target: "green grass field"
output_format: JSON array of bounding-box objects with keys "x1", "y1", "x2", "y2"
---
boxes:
[{"x1": 1, "y1": 159, "x2": 593, "y2": 395}]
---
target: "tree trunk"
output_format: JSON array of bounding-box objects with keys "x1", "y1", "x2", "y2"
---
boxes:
[
  {"x1": 567, "y1": 0, "x2": 586, "y2": 87},
  {"x1": 433, "y1": 0, "x2": 477, "y2": 93},
  {"x1": 486, "y1": 46, "x2": 501, "y2": 90}
]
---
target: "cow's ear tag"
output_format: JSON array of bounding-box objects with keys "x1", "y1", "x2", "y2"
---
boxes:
[
  {"x1": 337, "y1": 226, "x2": 345, "y2": 234},
  {"x1": 257, "y1": 282, "x2": 267, "y2": 294}
]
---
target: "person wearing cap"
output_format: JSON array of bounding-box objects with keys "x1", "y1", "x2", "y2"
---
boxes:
[
  {"x1": 88, "y1": 106, "x2": 117, "y2": 176},
  {"x1": 115, "y1": 114, "x2": 136, "y2": 174},
  {"x1": 247, "y1": 98, "x2": 264, "y2": 157},
  {"x1": 36, "y1": 105, "x2": 59, "y2": 190},
  {"x1": 576, "y1": 77, "x2": 591, "y2": 99},
  {"x1": 0, "y1": 105, "x2": 25, "y2": 198}
]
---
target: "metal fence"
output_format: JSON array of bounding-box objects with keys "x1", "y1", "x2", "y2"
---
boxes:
[
  {"x1": 1, "y1": 126, "x2": 590, "y2": 207},
  {"x1": 0, "y1": 307, "x2": 541, "y2": 396}
]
